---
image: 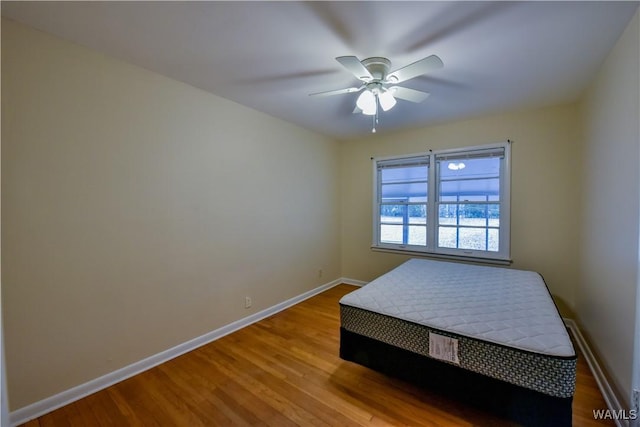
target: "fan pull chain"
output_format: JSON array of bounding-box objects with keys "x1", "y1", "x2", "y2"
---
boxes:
[{"x1": 372, "y1": 95, "x2": 378, "y2": 133}]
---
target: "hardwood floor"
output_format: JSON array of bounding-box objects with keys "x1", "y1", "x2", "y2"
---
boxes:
[{"x1": 22, "y1": 284, "x2": 614, "y2": 426}]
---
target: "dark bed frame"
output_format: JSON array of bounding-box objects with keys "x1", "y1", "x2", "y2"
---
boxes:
[{"x1": 340, "y1": 328, "x2": 573, "y2": 427}]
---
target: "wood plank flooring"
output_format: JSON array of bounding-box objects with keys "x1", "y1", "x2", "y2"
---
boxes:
[{"x1": 21, "y1": 284, "x2": 614, "y2": 426}]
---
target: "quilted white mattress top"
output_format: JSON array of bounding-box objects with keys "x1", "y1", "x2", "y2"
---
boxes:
[{"x1": 340, "y1": 259, "x2": 575, "y2": 357}]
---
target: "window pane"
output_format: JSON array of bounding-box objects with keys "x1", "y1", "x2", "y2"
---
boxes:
[
  {"x1": 439, "y1": 157, "x2": 500, "y2": 201},
  {"x1": 438, "y1": 204, "x2": 457, "y2": 225},
  {"x1": 409, "y1": 205, "x2": 426, "y2": 224},
  {"x1": 440, "y1": 178, "x2": 499, "y2": 199},
  {"x1": 458, "y1": 195, "x2": 494, "y2": 202},
  {"x1": 488, "y1": 229, "x2": 499, "y2": 252},
  {"x1": 381, "y1": 165, "x2": 428, "y2": 184},
  {"x1": 440, "y1": 157, "x2": 500, "y2": 180},
  {"x1": 380, "y1": 224, "x2": 403, "y2": 244},
  {"x1": 438, "y1": 204, "x2": 500, "y2": 226},
  {"x1": 438, "y1": 226, "x2": 498, "y2": 251},
  {"x1": 381, "y1": 182, "x2": 427, "y2": 199},
  {"x1": 380, "y1": 204, "x2": 406, "y2": 222},
  {"x1": 458, "y1": 204, "x2": 491, "y2": 226},
  {"x1": 438, "y1": 226, "x2": 457, "y2": 248},
  {"x1": 408, "y1": 225, "x2": 427, "y2": 246},
  {"x1": 459, "y1": 227, "x2": 487, "y2": 250},
  {"x1": 442, "y1": 194, "x2": 499, "y2": 202}
]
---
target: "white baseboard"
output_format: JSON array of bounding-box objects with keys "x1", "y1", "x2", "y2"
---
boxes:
[
  {"x1": 9, "y1": 278, "x2": 345, "y2": 426},
  {"x1": 340, "y1": 277, "x2": 368, "y2": 287},
  {"x1": 564, "y1": 318, "x2": 627, "y2": 427}
]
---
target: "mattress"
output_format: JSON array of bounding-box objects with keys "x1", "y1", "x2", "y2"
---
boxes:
[{"x1": 339, "y1": 258, "x2": 577, "y2": 398}]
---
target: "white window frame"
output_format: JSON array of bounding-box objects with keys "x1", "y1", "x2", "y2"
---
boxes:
[{"x1": 372, "y1": 141, "x2": 511, "y2": 264}]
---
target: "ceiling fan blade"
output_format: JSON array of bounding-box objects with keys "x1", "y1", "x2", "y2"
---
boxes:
[
  {"x1": 387, "y1": 55, "x2": 443, "y2": 84},
  {"x1": 336, "y1": 56, "x2": 373, "y2": 81},
  {"x1": 390, "y1": 86, "x2": 430, "y2": 103},
  {"x1": 309, "y1": 86, "x2": 364, "y2": 97}
]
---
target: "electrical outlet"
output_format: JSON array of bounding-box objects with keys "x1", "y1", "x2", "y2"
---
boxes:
[
  {"x1": 318, "y1": 269, "x2": 323, "y2": 278},
  {"x1": 245, "y1": 296, "x2": 252, "y2": 309}
]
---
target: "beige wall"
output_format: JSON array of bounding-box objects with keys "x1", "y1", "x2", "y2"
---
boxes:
[
  {"x1": 1, "y1": 19, "x2": 341, "y2": 410},
  {"x1": 339, "y1": 103, "x2": 583, "y2": 314},
  {"x1": 578, "y1": 11, "x2": 639, "y2": 405}
]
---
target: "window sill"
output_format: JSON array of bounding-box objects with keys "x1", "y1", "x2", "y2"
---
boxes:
[{"x1": 371, "y1": 246, "x2": 513, "y2": 266}]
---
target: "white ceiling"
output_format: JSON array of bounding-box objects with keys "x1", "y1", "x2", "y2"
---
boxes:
[{"x1": 2, "y1": 1, "x2": 638, "y2": 139}]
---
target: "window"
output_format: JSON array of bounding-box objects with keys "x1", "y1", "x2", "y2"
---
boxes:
[{"x1": 373, "y1": 142, "x2": 511, "y2": 262}]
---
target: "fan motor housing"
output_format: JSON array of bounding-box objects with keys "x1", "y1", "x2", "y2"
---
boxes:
[{"x1": 361, "y1": 57, "x2": 391, "y2": 81}]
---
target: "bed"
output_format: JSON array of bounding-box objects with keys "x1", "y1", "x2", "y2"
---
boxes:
[{"x1": 339, "y1": 258, "x2": 576, "y2": 426}]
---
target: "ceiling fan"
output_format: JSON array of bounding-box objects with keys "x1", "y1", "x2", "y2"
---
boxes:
[{"x1": 310, "y1": 54, "x2": 443, "y2": 132}]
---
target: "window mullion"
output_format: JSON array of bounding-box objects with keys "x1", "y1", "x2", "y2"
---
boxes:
[
  {"x1": 402, "y1": 201, "x2": 409, "y2": 245},
  {"x1": 427, "y1": 154, "x2": 438, "y2": 250},
  {"x1": 485, "y1": 196, "x2": 489, "y2": 250},
  {"x1": 373, "y1": 165, "x2": 382, "y2": 247}
]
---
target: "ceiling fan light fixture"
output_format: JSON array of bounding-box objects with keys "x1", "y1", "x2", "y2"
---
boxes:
[
  {"x1": 378, "y1": 90, "x2": 396, "y2": 112},
  {"x1": 357, "y1": 90, "x2": 377, "y2": 115},
  {"x1": 310, "y1": 54, "x2": 443, "y2": 132},
  {"x1": 362, "y1": 104, "x2": 377, "y2": 116}
]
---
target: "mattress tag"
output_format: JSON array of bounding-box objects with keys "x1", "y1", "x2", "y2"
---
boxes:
[{"x1": 429, "y1": 332, "x2": 460, "y2": 364}]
